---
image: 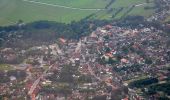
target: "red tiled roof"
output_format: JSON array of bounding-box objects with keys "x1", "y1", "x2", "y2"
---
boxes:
[{"x1": 59, "y1": 38, "x2": 66, "y2": 43}]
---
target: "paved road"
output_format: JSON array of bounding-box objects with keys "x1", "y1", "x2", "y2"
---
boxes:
[
  {"x1": 28, "y1": 45, "x2": 63, "y2": 96},
  {"x1": 135, "y1": 3, "x2": 148, "y2": 7},
  {"x1": 87, "y1": 63, "x2": 117, "y2": 89},
  {"x1": 28, "y1": 77, "x2": 41, "y2": 95},
  {"x1": 55, "y1": 44, "x2": 62, "y2": 55},
  {"x1": 75, "y1": 40, "x2": 82, "y2": 53},
  {"x1": 28, "y1": 64, "x2": 54, "y2": 95},
  {"x1": 87, "y1": 63, "x2": 102, "y2": 81}
]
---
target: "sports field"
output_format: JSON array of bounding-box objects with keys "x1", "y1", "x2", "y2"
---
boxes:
[{"x1": 0, "y1": 0, "x2": 155, "y2": 26}]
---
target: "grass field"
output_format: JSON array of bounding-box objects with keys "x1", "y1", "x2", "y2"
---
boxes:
[
  {"x1": 33, "y1": 0, "x2": 109, "y2": 8},
  {"x1": 0, "y1": 64, "x2": 14, "y2": 71},
  {"x1": 0, "y1": 0, "x2": 155, "y2": 26},
  {"x1": 165, "y1": 16, "x2": 170, "y2": 22}
]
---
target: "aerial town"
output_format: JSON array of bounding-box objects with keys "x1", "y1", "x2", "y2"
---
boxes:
[
  {"x1": 0, "y1": 22, "x2": 170, "y2": 100},
  {"x1": 0, "y1": 0, "x2": 170, "y2": 100}
]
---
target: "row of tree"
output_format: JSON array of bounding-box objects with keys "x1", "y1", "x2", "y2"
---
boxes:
[{"x1": 0, "y1": 19, "x2": 109, "y2": 48}]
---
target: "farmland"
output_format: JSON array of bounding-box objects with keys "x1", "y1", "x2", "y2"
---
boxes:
[{"x1": 0, "y1": 0, "x2": 155, "y2": 26}]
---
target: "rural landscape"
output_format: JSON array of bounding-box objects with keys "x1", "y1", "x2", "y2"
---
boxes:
[
  {"x1": 0, "y1": 0, "x2": 170, "y2": 100},
  {"x1": 0, "y1": 0, "x2": 156, "y2": 26}
]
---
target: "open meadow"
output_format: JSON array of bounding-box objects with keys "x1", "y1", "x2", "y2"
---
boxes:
[{"x1": 0, "y1": 0, "x2": 155, "y2": 26}]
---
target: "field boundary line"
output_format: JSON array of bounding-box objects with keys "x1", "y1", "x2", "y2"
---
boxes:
[{"x1": 23, "y1": 0, "x2": 105, "y2": 11}]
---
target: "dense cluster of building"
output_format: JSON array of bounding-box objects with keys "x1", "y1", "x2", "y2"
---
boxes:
[
  {"x1": 148, "y1": 0, "x2": 170, "y2": 21},
  {"x1": 0, "y1": 21, "x2": 169, "y2": 100}
]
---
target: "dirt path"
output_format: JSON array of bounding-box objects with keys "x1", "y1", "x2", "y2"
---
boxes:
[{"x1": 23, "y1": 0, "x2": 105, "y2": 11}]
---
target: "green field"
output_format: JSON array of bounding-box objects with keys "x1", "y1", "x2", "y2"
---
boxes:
[
  {"x1": 0, "y1": 64, "x2": 14, "y2": 71},
  {"x1": 0, "y1": 0, "x2": 155, "y2": 26}
]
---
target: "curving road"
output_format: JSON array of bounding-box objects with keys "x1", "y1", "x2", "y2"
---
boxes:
[{"x1": 28, "y1": 64, "x2": 54, "y2": 95}]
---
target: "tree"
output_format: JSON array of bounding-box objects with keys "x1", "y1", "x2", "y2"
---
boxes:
[{"x1": 145, "y1": 58, "x2": 153, "y2": 65}]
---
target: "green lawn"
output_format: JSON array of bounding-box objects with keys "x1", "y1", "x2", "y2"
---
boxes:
[
  {"x1": 0, "y1": 0, "x2": 155, "y2": 26},
  {"x1": 34, "y1": 0, "x2": 109, "y2": 8},
  {"x1": 111, "y1": 0, "x2": 146, "y2": 8},
  {"x1": 127, "y1": 3, "x2": 155, "y2": 17},
  {"x1": 124, "y1": 74, "x2": 149, "y2": 84},
  {"x1": 165, "y1": 16, "x2": 170, "y2": 22},
  {"x1": 97, "y1": 0, "x2": 155, "y2": 19},
  {"x1": 0, "y1": 64, "x2": 14, "y2": 71},
  {"x1": 0, "y1": 0, "x2": 96, "y2": 25}
]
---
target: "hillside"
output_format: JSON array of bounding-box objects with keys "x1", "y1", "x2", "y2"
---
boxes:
[{"x1": 0, "y1": 0, "x2": 156, "y2": 26}]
